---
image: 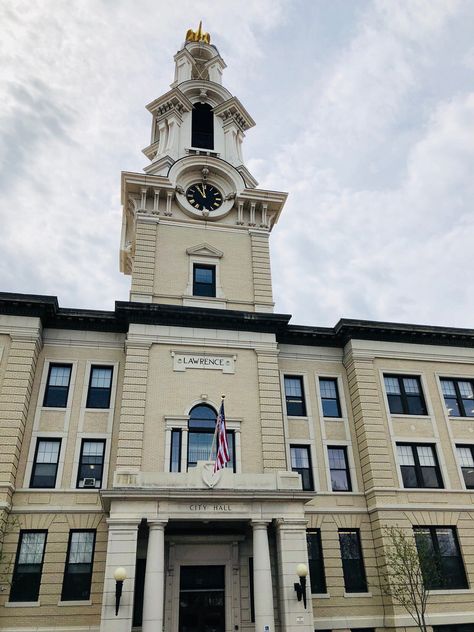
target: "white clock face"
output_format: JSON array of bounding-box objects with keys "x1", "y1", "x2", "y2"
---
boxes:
[{"x1": 185, "y1": 183, "x2": 223, "y2": 211}]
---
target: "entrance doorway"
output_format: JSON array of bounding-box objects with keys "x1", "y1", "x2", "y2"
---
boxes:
[{"x1": 179, "y1": 565, "x2": 225, "y2": 632}]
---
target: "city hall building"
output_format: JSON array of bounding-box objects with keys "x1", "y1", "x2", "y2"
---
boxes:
[{"x1": 1, "y1": 25, "x2": 474, "y2": 632}]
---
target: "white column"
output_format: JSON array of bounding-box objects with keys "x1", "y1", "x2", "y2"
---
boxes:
[
  {"x1": 252, "y1": 521, "x2": 275, "y2": 632},
  {"x1": 142, "y1": 520, "x2": 167, "y2": 632},
  {"x1": 100, "y1": 520, "x2": 140, "y2": 632}
]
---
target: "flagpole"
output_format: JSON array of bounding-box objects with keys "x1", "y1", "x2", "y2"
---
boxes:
[{"x1": 208, "y1": 395, "x2": 225, "y2": 462}]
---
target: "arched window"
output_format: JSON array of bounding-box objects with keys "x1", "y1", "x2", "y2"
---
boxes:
[
  {"x1": 191, "y1": 103, "x2": 214, "y2": 150},
  {"x1": 187, "y1": 404, "x2": 234, "y2": 470}
]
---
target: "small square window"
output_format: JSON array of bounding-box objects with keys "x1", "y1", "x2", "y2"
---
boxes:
[
  {"x1": 284, "y1": 376, "x2": 306, "y2": 416},
  {"x1": 86, "y1": 366, "x2": 113, "y2": 409},
  {"x1": 30, "y1": 439, "x2": 61, "y2": 488},
  {"x1": 193, "y1": 264, "x2": 216, "y2": 297},
  {"x1": 43, "y1": 364, "x2": 72, "y2": 408}
]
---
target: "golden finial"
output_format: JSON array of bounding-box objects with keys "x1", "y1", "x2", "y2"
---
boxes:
[{"x1": 185, "y1": 21, "x2": 211, "y2": 44}]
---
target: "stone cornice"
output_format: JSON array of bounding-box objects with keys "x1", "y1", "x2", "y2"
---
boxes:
[
  {"x1": 2, "y1": 292, "x2": 474, "y2": 352},
  {"x1": 145, "y1": 87, "x2": 193, "y2": 117}
]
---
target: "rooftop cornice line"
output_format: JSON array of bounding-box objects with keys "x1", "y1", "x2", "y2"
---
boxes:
[{"x1": 0, "y1": 292, "x2": 473, "y2": 348}]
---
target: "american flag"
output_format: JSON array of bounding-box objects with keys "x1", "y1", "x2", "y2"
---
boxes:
[{"x1": 214, "y1": 399, "x2": 230, "y2": 473}]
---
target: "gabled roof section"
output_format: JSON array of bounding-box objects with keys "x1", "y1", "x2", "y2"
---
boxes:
[
  {"x1": 186, "y1": 243, "x2": 224, "y2": 258},
  {"x1": 213, "y1": 97, "x2": 255, "y2": 132},
  {"x1": 146, "y1": 87, "x2": 193, "y2": 117}
]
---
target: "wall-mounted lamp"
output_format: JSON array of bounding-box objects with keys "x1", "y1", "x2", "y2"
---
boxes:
[
  {"x1": 114, "y1": 567, "x2": 127, "y2": 616},
  {"x1": 294, "y1": 563, "x2": 308, "y2": 609}
]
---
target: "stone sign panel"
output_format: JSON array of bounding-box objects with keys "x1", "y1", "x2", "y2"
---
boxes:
[{"x1": 172, "y1": 352, "x2": 236, "y2": 373}]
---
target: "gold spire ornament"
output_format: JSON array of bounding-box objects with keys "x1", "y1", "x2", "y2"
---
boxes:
[{"x1": 185, "y1": 21, "x2": 211, "y2": 44}]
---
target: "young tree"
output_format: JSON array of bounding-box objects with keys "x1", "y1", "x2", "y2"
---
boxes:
[{"x1": 379, "y1": 526, "x2": 440, "y2": 632}]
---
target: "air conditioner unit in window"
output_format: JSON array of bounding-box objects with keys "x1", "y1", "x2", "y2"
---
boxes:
[{"x1": 83, "y1": 478, "x2": 96, "y2": 488}]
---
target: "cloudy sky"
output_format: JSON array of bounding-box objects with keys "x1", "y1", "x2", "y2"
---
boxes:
[{"x1": 1, "y1": 0, "x2": 474, "y2": 328}]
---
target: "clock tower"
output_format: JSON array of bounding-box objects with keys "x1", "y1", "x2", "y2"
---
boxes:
[{"x1": 120, "y1": 25, "x2": 287, "y2": 312}]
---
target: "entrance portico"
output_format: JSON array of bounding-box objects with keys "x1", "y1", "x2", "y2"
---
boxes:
[{"x1": 100, "y1": 464, "x2": 314, "y2": 632}]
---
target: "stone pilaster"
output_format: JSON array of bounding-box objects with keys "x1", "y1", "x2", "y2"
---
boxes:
[
  {"x1": 256, "y1": 348, "x2": 286, "y2": 472},
  {"x1": 275, "y1": 519, "x2": 313, "y2": 632},
  {"x1": 130, "y1": 216, "x2": 157, "y2": 302},
  {"x1": 100, "y1": 519, "x2": 140, "y2": 632},
  {"x1": 0, "y1": 319, "x2": 42, "y2": 506},
  {"x1": 343, "y1": 341, "x2": 396, "y2": 492},
  {"x1": 115, "y1": 336, "x2": 151, "y2": 470},
  {"x1": 249, "y1": 229, "x2": 274, "y2": 312}
]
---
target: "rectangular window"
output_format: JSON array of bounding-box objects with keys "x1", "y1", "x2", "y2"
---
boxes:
[
  {"x1": 10, "y1": 530, "x2": 47, "y2": 602},
  {"x1": 338, "y1": 529, "x2": 368, "y2": 593},
  {"x1": 284, "y1": 376, "x2": 306, "y2": 416},
  {"x1": 77, "y1": 439, "x2": 105, "y2": 488},
  {"x1": 86, "y1": 366, "x2": 113, "y2": 409},
  {"x1": 187, "y1": 430, "x2": 235, "y2": 472},
  {"x1": 61, "y1": 530, "x2": 96, "y2": 601},
  {"x1": 30, "y1": 438, "x2": 61, "y2": 488},
  {"x1": 193, "y1": 264, "x2": 216, "y2": 297},
  {"x1": 307, "y1": 529, "x2": 326, "y2": 594},
  {"x1": 396, "y1": 443, "x2": 443, "y2": 488},
  {"x1": 384, "y1": 374, "x2": 427, "y2": 415},
  {"x1": 441, "y1": 379, "x2": 474, "y2": 418},
  {"x1": 170, "y1": 429, "x2": 182, "y2": 472},
  {"x1": 290, "y1": 445, "x2": 314, "y2": 491},
  {"x1": 456, "y1": 445, "x2": 474, "y2": 489},
  {"x1": 319, "y1": 378, "x2": 342, "y2": 418},
  {"x1": 328, "y1": 446, "x2": 351, "y2": 492},
  {"x1": 414, "y1": 526, "x2": 468, "y2": 590},
  {"x1": 43, "y1": 363, "x2": 72, "y2": 407}
]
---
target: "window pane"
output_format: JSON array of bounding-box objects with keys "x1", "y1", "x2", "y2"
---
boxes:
[
  {"x1": 441, "y1": 380, "x2": 456, "y2": 397},
  {"x1": 291, "y1": 447, "x2": 310, "y2": 469},
  {"x1": 18, "y1": 533, "x2": 46, "y2": 565},
  {"x1": 462, "y1": 398, "x2": 474, "y2": 417},
  {"x1": 320, "y1": 379, "x2": 337, "y2": 399},
  {"x1": 387, "y1": 394, "x2": 404, "y2": 414},
  {"x1": 170, "y1": 430, "x2": 181, "y2": 472},
  {"x1": 189, "y1": 404, "x2": 216, "y2": 428},
  {"x1": 69, "y1": 532, "x2": 94, "y2": 564},
  {"x1": 445, "y1": 396, "x2": 461, "y2": 416},
  {"x1": 322, "y1": 399, "x2": 340, "y2": 417},
  {"x1": 285, "y1": 377, "x2": 302, "y2": 397},
  {"x1": 420, "y1": 466, "x2": 441, "y2": 488},
  {"x1": 384, "y1": 377, "x2": 401, "y2": 394},
  {"x1": 328, "y1": 448, "x2": 346, "y2": 469},
  {"x1": 458, "y1": 382, "x2": 474, "y2": 399},
  {"x1": 37, "y1": 441, "x2": 60, "y2": 463},
  {"x1": 403, "y1": 378, "x2": 421, "y2": 394},
  {"x1": 77, "y1": 440, "x2": 105, "y2": 488},
  {"x1": 400, "y1": 465, "x2": 418, "y2": 488},
  {"x1": 417, "y1": 446, "x2": 436, "y2": 466},
  {"x1": 406, "y1": 395, "x2": 426, "y2": 415},
  {"x1": 457, "y1": 447, "x2": 474, "y2": 468},
  {"x1": 49, "y1": 366, "x2": 71, "y2": 387},
  {"x1": 194, "y1": 267, "x2": 213, "y2": 284},
  {"x1": 188, "y1": 432, "x2": 214, "y2": 465},
  {"x1": 397, "y1": 445, "x2": 415, "y2": 466},
  {"x1": 90, "y1": 367, "x2": 112, "y2": 389},
  {"x1": 307, "y1": 530, "x2": 326, "y2": 594}
]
